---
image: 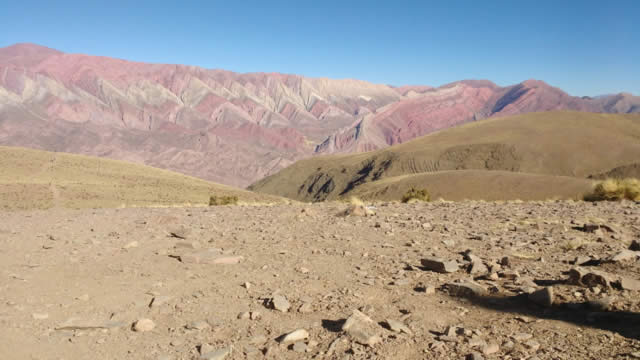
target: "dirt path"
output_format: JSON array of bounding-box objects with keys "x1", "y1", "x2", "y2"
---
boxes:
[{"x1": 0, "y1": 201, "x2": 638, "y2": 359}]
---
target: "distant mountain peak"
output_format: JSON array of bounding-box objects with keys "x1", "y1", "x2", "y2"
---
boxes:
[{"x1": 0, "y1": 43, "x2": 638, "y2": 188}]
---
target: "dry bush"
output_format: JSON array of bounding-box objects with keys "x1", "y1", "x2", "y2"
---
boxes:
[
  {"x1": 209, "y1": 195, "x2": 239, "y2": 206},
  {"x1": 560, "y1": 237, "x2": 588, "y2": 251},
  {"x1": 584, "y1": 178, "x2": 640, "y2": 201},
  {"x1": 341, "y1": 197, "x2": 375, "y2": 216},
  {"x1": 401, "y1": 187, "x2": 430, "y2": 203}
]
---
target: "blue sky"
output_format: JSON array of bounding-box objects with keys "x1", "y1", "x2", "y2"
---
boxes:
[{"x1": 2, "y1": 0, "x2": 638, "y2": 96}]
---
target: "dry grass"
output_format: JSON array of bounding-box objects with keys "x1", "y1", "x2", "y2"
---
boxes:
[
  {"x1": 0, "y1": 146, "x2": 284, "y2": 211},
  {"x1": 560, "y1": 237, "x2": 589, "y2": 251},
  {"x1": 251, "y1": 111, "x2": 640, "y2": 202},
  {"x1": 341, "y1": 196, "x2": 375, "y2": 217},
  {"x1": 209, "y1": 195, "x2": 239, "y2": 206},
  {"x1": 348, "y1": 170, "x2": 594, "y2": 202},
  {"x1": 401, "y1": 187, "x2": 430, "y2": 203},
  {"x1": 584, "y1": 178, "x2": 640, "y2": 201}
]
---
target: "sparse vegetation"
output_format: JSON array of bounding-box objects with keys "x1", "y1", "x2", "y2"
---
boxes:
[
  {"x1": 251, "y1": 112, "x2": 640, "y2": 202},
  {"x1": 584, "y1": 178, "x2": 640, "y2": 201},
  {"x1": 209, "y1": 195, "x2": 239, "y2": 206},
  {"x1": 0, "y1": 146, "x2": 282, "y2": 210},
  {"x1": 401, "y1": 187, "x2": 430, "y2": 203},
  {"x1": 560, "y1": 237, "x2": 589, "y2": 251},
  {"x1": 341, "y1": 196, "x2": 375, "y2": 216}
]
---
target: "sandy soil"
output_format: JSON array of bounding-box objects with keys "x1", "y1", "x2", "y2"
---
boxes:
[{"x1": 1, "y1": 200, "x2": 639, "y2": 359}]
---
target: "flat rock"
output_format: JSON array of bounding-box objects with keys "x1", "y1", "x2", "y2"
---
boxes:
[
  {"x1": 271, "y1": 294, "x2": 290, "y2": 312},
  {"x1": 292, "y1": 341, "x2": 307, "y2": 352},
  {"x1": 482, "y1": 343, "x2": 500, "y2": 355},
  {"x1": 179, "y1": 250, "x2": 243, "y2": 265},
  {"x1": 469, "y1": 261, "x2": 489, "y2": 275},
  {"x1": 524, "y1": 339, "x2": 541, "y2": 351},
  {"x1": 619, "y1": 277, "x2": 640, "y2": 291},
  {"x1": 421, "y1": 257, "x2": 459, "y2": 273},
  {"x1": 572, "y1": 256, "x2": 592, "y2": 266},
  {"x1": 174, "y1": 240, "x2": 201, "y2": 249},
  {"x1": 186, "y1": 320, "x2": 210, "y2": 330},
  {"x1": 342, "y1": 309, "x2": 382, "y2": 346},
  {"x1": 298, "y1": 303, "x2": 313, "y2": 313},
  {"x1": 447, "y1": 279, "x2": 487, "y2": 297},
  {"x1": 512, "y1": 333, "x2": 533, "y2": 342},
  {"x1": 149, "y1": 295, "x2": 172, "y2": 308},
  {"x1": 607, "y1": 249, "x2": 638, "y2": 263},
  {"x1": 133, "y1": 318, "x2": 155, "y2": 332},
  {"x1": 385, "y1": 319, "x2": 413, "y2": 335}
]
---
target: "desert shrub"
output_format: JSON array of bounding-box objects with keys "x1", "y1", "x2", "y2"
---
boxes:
[
  {"x1": 560, "y1": 237, "x2": 588, "y2": 251},
  {"x1": 341, "y1": 196, "x2": 375, "y2": 216},
  {"x1": 584, "y1": 178, "x2": 640, "y2": 201},
  {"x1": 401, "y1": 187, "x2": 430, "y2": 203},
  {"x1": 209, "y1": 195, "x2": 238, "y2": 206}
]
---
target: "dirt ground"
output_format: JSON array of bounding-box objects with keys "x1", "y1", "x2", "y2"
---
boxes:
[{"x1": 1, "y1": 200, "x2": 639, "y2": 359}]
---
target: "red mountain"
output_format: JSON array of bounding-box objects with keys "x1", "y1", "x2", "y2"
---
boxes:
[
  {"x1": 315, "y1": 80, "x2": 640, "y2": 153},
  {"x1": 1, "y1": 43, "x2": 638, "y2": 186}
]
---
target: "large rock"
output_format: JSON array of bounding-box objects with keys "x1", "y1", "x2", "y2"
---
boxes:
[
  {"x1": 446, "y1": 280, "x2": 488, "y2": 298},
  {"x1": 342, "y1": 310, "x2": 382, "y2": 346},
  {"x1": 421, "y1": 257, "x2": 459, "y2": 273}
]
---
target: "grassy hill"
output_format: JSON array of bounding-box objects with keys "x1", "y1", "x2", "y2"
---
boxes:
[
  {"x1": 249, "y1": 111, "x2": 640, "y2": 201},
  {"x1": 0, "y1": 146, "x2": 284, "y2": 210},
  {"x1": 349, "y1": 170, "x2": 594, "y2": 201}
]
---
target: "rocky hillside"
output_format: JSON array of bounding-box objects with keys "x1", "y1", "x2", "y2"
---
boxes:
[
  {"x1": 250, "y1": 112, "x2": 640, "y2": 201},
  {"x1": 2, "y1": 43, "x2": 639, "y2": 186}
]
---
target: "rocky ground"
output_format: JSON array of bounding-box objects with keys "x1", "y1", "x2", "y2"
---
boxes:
[{"x1": 1, "y1": 200, "x2": 639, "y2": 359}]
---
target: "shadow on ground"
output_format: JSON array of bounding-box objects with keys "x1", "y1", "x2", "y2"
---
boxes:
[{"x1": 455, "y1": 290, "x2": 640, "y2": 341}]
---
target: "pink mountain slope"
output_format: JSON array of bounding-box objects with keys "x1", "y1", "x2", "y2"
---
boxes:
[
  {"x1": 315, "y1": 79, "x2": 640, "y2": 154},
  {"x1": 0, "y1": 43, "x2": 638, "y2": 186},
  {"x1": 0, "y1": 44, "x2": 401, "y2": 186}
]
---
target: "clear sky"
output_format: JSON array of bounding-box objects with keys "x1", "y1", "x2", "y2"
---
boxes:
[{"x1": 2, "y1": 0, "x2": 638, "y2": 96}]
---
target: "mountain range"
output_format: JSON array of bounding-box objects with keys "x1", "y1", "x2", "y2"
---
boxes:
[{"x1": 1, "y1": 43, "x2": 638, "y2": 187}]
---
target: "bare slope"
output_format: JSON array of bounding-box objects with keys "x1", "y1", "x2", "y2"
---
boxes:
[
  {"x1": 249, "y1": 111, "x2": 640, "y2": 201},
  {"x1": 349, "y1": 170, "x2": 594, "y2": 201},
  {"x1": 0, "y1": 146, "x2": 283, "y2": 210}
]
